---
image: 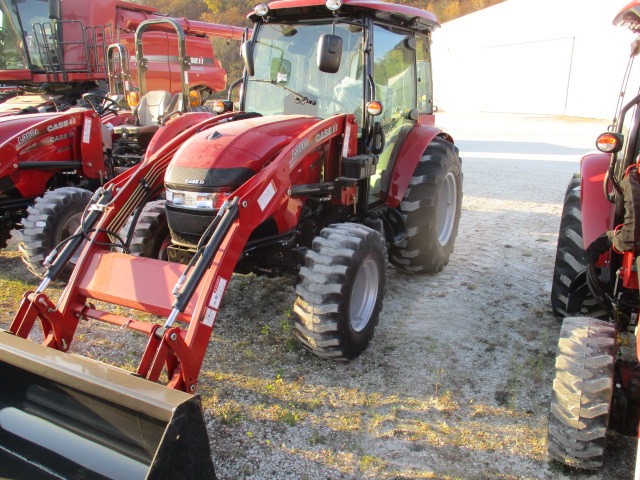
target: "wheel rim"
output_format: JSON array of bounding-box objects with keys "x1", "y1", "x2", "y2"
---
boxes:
[
  {"x1": 437, "y1": 172, "x2": 457, "y2": 246},
  {"x1": 349, "y1": 258, "x2": 379, "y2": 332},
  {"x1": 158, "y1": 236, "x2": 171, "y2": 261},
  {"x1": 60, "y1": 212, "x2": 85, "y2": 265}
]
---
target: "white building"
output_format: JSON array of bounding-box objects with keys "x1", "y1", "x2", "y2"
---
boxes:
[{"x1": 432, "y1": 0, "x2": 634, "y2": 119}]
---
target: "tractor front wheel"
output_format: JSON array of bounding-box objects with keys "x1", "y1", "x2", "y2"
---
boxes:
[
  {"x1": 294, "y1": 223, "x2": 387, "y2": 360},
  {"x1": 389, "y1": 137, "x2": 462, "y2": 274},
  {"x1": 129, "y1": 201, "x2": 171, "y2": 260},
  {"x1": 19, "y1": 187, "x2": 92, "y2": 281},
  {"x1": 547, "y1": 316, "x2": 616, "y2": 469}
]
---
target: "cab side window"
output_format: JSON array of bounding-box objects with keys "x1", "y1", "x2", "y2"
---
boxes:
[
  {"x1": 369, "y1": 25, "x2": 416, "y2": 203},
  {"x1": 416, "y1": 35, "x2": 433, "y2": 114}
]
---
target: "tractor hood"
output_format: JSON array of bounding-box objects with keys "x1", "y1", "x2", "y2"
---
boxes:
[{"x1": 165, "y1": 115, "x2": 321, "y2": 192}]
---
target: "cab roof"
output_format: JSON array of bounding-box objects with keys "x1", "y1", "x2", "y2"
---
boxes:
[
  {"x1": 614, "y1": 1, "x2": 640, "y2": 31},
  {"x1": 248, "y1": 0, "x2": 439, "y2": 32}
]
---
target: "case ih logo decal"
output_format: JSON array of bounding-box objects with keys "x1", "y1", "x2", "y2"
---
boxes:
[
  {"x1": 190, "y1": 57, "x2": 214, "y2": 65},
  {"x1": 47, "y1": 117, "x2": 77, "y2": 132},
  {"x1": 315, "y1": 123, "x2": 338, "y2": 142},
  {"x1": 47, "y1": 133, "x2": 69, "y2": 144},
  {"x1": 17, "y1": 129, "x2": 39, "y2": 144},
  {"x1": 289, "y1": 123, "x2": 340, "y2": 169}
]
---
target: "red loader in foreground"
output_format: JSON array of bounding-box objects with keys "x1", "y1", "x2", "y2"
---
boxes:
[{"x1": 0, "y1": 0, "x2": 462, "y2": 477}]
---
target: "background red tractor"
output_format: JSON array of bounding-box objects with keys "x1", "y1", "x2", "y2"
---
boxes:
[
  {"x1": 0, "y1": 17, "x2": 245, "y2": 280},
  {"x1": 0, "y1": 0, "x2": 461, "y2": 478},
  {"x1": 548, "y1": 0, "x2": 640, "y2": 472}
]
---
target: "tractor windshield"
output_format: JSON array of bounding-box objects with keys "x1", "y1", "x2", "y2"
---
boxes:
[
  {"x1": 0, "y1": 0, "x2": 48, "y2": 70},
  {"x1": 243, "y1": 22, "x2": 364, "y2": 121}
]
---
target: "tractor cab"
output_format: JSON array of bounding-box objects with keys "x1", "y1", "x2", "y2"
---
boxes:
[
  {"x1": 238, "y1": 0, "x2": 437, "y2": 206},
  {"x1": 184, "y1": 0, "x2": 438, "y2": 225}
]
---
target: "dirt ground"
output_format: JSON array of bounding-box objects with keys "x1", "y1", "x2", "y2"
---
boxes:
[
  {"x1": 203, "y1": 111, "x2": 637, "y2": 480},
  {"x1": 0, "y1": 111, "x2": 636, "y2": 479}
]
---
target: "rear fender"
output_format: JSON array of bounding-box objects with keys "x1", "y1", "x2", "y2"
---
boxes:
[
  {"x1": 580, "y1": 152, "x2": 613, "y2": 248},
  {"x1": 384, "y1": 123, "x2": 445, "y2": 207}
]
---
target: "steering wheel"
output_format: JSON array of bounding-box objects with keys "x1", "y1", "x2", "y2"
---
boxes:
[
  {"x1": 51, "y1": 97, "x2": 74, "y2": 112},
  {"x1": 321, "y1": 97, "x2": 354, "y2": 115},
  {"x1": 82, "y1": 93, "x2": 121, "y2": 116}
]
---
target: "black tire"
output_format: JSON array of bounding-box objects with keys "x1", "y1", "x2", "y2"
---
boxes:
[
  {"x1": 0, "y1": 226, "x2": 12, "y2": 250},
  {"x1": 19, "y1": 187, "x2": 92, "y2": 281},
  {"x1": 389, "y1": 137, "x2": 462, "y2": 274},
  {"x1": 547, "y1": 316, "x2": 616, "y2": 469},
  {"x1": 129, "y1": 201, "x2": 171, "y2": 260},
  {"x1": 551, "y1": 175, "x2": 606, "y2": 319},
  {"x1": 293, "y1": 223, "x2": 387, "y2": 360}
]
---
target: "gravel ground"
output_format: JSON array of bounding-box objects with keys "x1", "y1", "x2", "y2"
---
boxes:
[{"x1": 0, "y1": 111, "x2": 636, "y2": 479}]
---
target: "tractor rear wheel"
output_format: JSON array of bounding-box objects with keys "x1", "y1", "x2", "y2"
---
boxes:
[
  {"x1": 551, "y1": 175, "x2": 605, "y2": 318},
  {"x1": 129, "y1": 201, "x2": 171, "y2": 260},
  {"x1": 293, "y1": 223, "x2": 387, "y2": 360},
  {"x1": 389, "y1": 137, "x2": 462, "y2": 274},
  {"x1": 19, "y1": 187, "x2": 92, "y2": 281},
  {"x1": 547, "y1": 316, "x2": 616, "y2": 469}
]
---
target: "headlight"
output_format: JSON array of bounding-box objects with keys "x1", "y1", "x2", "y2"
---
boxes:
[
  {"x1": 166, "y1": 189, "x2": 224, "y2": 209},
  {"x1": 326, "y1": 0, "x2": 342, "y2": 11},
  {"x1": 254, "y1": 3, "x2": 269, "y2": 16}
]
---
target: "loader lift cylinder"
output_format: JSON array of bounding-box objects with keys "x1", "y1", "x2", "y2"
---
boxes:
[
  {"x1": 41, "y1": 186, "x2": 113, "y2": 285},
  {"x1": 167, "y1": 197, "x2": 239, "y2": 327}
]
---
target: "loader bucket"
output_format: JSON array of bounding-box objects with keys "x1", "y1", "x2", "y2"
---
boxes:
[{"x1": 0, "y1": 332, "x2": 215, "y2": 480}]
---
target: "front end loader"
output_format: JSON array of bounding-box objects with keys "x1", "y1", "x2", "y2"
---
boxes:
[{"x1": 0, "y1": 0, "x2": 462, "y2": 477}]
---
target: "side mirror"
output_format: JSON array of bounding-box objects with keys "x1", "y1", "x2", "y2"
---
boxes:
[
  {"x1": 241, "y1": 41, "x2": 255, "y2": 77},
  {"x1": 317, "y1": 33, "x2": 343, "y2": 74},
  {"x1": 49, "y1": 0, "x2": 61, "y2": 19}
]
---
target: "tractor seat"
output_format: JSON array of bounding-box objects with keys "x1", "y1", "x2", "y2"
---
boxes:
[{"x1": 113, "y1": 90, "x2": 172, "y2": 137}]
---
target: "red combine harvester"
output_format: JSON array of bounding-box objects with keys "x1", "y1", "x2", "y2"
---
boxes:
[
  {"x1": 0, "y1": 0, "x2": 462, "y2": 477},
  {"x1": 548, "y1": 0, "x2": 640, "y2": 474},
  {"x1": 0, "y1": 0, "x2": 241, "y2": 114}
]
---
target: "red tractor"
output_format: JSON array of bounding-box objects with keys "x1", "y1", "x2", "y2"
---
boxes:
[
  {"x1": 0, "y1": 0, "x2": 461, "y2": 478},
  {"x1": 0, "y1": 0, "x2": 236, "y2": 114},
  {"x1": 0, "y1": 18, "x2": 245, "y2": 280},
  {"x1": 548, "y1": 0, "x2": 640, "y2": 472}
]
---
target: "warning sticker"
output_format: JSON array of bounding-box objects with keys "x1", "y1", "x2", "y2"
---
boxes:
[
  {"x1": 258, "y1": 181, "x2": 276, "y2": 211},
  {"x1": 202, "y1": 308, "x2": 217, "y2": 327},
  {"x1": 209, "y1": 276, "x2": 228, "y2": 310},
  {"x1": 82, "y1": 117, "x2": 92, "y2": 144}
]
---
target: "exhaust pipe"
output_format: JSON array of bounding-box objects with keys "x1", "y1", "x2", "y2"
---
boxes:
[{"x1": 0, "y1": 331, "x2": 215, "y2": 479}]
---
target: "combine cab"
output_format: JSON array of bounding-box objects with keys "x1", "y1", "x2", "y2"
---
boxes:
[
  {"x1": 0, "y1": 0, "x2": 241, "y2": 114},
  {"x1": 0, "y1": 0, "x2": 461, "y2": 477}
]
